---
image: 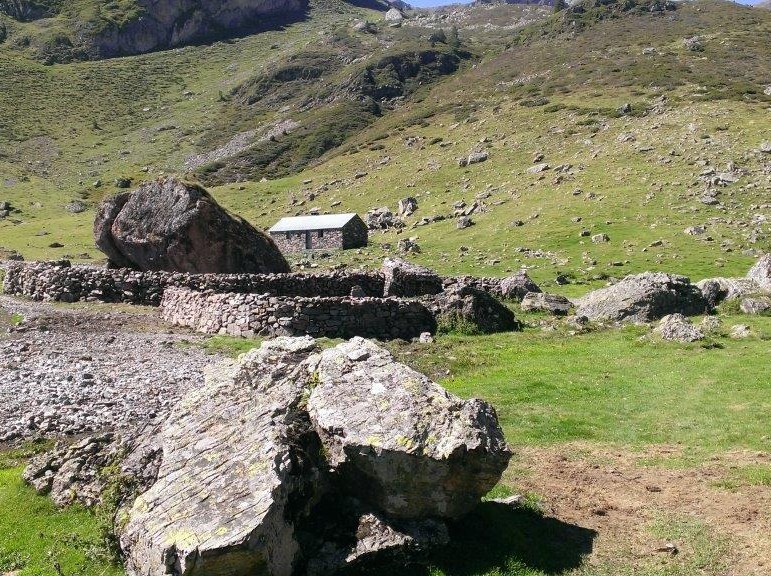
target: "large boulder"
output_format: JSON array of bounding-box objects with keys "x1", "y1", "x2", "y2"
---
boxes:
[
  {"x1": 381, "y1": 258, "x2": 443, "y2": 297},
  {"x1": 307, "y1": 338, "x2": 511, "y2": 520},
  {"x1": 37, "y1": 337, "x2": 510, "y2": 576},
  {"x1": 119, "y1": 337, "x2": 320, "y2": 576},
  {"x1": 431, "y1": 283, "x2": 521, "y2": 333},
  {"x1": 94, "y1": 177, "x2": 289, "y2": 273},
  {"x1": 575, "y1": 272, "x2": 709, "y2": 323},
  {"x1": 696, "y1": 277, "x2": 758, "y2": 308},
  {"x1": 520, "y1": 292, "x2": 572, "y2": 316}
]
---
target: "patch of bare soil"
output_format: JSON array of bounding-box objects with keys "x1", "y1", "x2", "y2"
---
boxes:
[{"x1": 505, "y1": 444, "x2": 771, "y2": 575}]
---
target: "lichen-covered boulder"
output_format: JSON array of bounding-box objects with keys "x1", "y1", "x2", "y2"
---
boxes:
[
  {"x1": 307, "y1": 337, "x2": 511, "y2": 519},
  {"x1": 105, "y1": 336, "x2": 510, "y2": 576},
  {"x1": 119, "y1": 337, "x2": 320, "y2": 576},
  {"x1": 575, "y1": 272, "x2": 709, "y2": 323},
  {"x1": 94, "y1": 177, "x2": 290, "y2": 273}
]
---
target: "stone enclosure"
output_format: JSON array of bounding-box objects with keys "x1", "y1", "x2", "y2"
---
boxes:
[{"x1": 2, "y1": 259, "x2": 523, "y2": 340}]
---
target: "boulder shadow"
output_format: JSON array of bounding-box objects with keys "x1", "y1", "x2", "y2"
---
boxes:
[
  {"x1": 432, "y1": 502, "x2": 597, "y2": 575},
  {"x1": 370, "y1": 501, "x2": 597, "y2": 575}
]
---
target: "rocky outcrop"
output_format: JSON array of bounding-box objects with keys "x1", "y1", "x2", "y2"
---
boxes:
[
  {"x1": 86, "y1": 0, "x2": 308, "y2": 59},
  {"x1": 431, "y1": 283, "x2": 521, "y2": 333},
  {"x1": 94, "y1": 177, "x2": 289, "y2": 274},
  {"x1": 575, "y1": 272, "x2": 709, "y2": 323},
  {"x1": 28, "y1": 337, "x2": 507, "y2": 576}
]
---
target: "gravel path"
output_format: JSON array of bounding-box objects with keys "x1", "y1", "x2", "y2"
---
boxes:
[{"x1": 0, "y1": 295, "x2": 223, "y2": 444}]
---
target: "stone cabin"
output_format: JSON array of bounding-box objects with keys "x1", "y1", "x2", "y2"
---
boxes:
[{"x1": 268, "y1": 213, "x2": 368, "y2": 253}]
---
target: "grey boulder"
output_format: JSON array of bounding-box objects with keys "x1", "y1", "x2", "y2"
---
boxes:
[
  {"x1": 575, "y1": 272, "x2": 708, "y2": 323},
  {"x1": 499, "y1": 271, "x2": 541, "y2": 301},
  {"x1": 111, "y1": 336, "x2": 510, "y2": 576},
  {"x1": 654, "y1": 313, "x2": 704, "y2": 343},
  {"x1": 307, "y1": 337, "x2": 511, "y2": 519},
  {"x1": 520, "y1": 292, "x2": 572, "y2": 316},
  {"x1": 431, "y1": 283, "x2": 521, "y2": 333},
  {"x1": 94, "y1": 177, "x2": 289, "y2": 274}
]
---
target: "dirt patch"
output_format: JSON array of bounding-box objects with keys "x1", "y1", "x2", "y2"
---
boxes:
[{"x1": 504, "y1": 444, "x2": 771, "y2": 575}]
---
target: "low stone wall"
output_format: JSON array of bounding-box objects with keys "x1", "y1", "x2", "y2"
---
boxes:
[
  {"x1": 160, "y1": 288, "x2": 437, "y2": 340},
  {"x1": 2, "y1": 261, "x2": 386, "y2": 306}
]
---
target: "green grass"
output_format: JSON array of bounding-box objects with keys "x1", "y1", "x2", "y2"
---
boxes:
[
  {"x1": 0, "y1": 441, "x2": 121, "y2": 576},
  {"x1": 196, "y1": 334, "x2": 263, "y2": 357},
  {"x1": 393, "y1": 314, "x2": 771, "y2": 455}
]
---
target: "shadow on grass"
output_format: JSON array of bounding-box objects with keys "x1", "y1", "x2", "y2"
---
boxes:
[
  {"x1": 369, "y1": 502, "x2": 597, "y2": 576},
  {"x1": 434, "y1": 502, "x2": 596, "y2": 575}
]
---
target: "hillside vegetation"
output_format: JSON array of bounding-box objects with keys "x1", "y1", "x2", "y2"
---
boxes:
[{"x1": 0, "y1": 0, "x2": 769, "y2": 289}]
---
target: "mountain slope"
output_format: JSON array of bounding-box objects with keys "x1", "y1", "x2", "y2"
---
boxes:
[{"x1": 1, "y1": 0, "x2": 769, "y2": 289}]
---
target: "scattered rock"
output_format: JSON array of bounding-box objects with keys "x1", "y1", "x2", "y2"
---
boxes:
[
  {"x1": 94, "y1": 177, "x2": 289, "y2": 273},
  {"x1": 527, "y1": 163, "x2": 549, "y2": 174},
  {"x1": 397, "y1": 197, "x2": 418, "y2": 217},
  {"x1": 398, "y1": 237, "x2": 421, "y2": 254},
  {"x1": 520, "y1": 292, "x2": 572, "y2": 316},
  {"x1": 683, "y1": 36, "x2": 704, "y2": 51},
  {"x1": 366, "y1": 207, "x2": 404, "y2": 230},
  {"x1": 456, "y1": 216, "x2": 474, "y2": 229},
  {"x1": 65, "y1": 200, "x2": 87, "y2": 214},
  {"x1": 730, "y1": 324, "x2": 751, "y2": 339},
  {"x1": 458, "y1": 151, "x2": 489, "y2": 167},
  {"x1": 654, "y1": 313, "x2": 704, "y2": 343},
  {"x1": 114, "y1": 177, "x2": 132, "y2": 189},
  {"x1": 591, "y1": 233, "x2": 610, "y2": 243},
  {"x1": 575, "y1": 272, "x2": 709, "y2": 323},
  {"x1": 684, "y1": 226, "x2": 706, "y2": 236}
]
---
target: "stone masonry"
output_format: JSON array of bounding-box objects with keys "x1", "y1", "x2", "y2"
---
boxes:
[{"x1": 160, "y1": 288, "x2": 437, "y2": 340}]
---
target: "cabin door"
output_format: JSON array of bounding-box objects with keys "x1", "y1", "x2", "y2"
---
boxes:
[{"x1": 305, "y1": 230, "x2": 312, "y2": 250}]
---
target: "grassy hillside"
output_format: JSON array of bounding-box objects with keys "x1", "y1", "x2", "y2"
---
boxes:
[{"x1": 0, "y1": 0, "x2": 769, "y2": 291}]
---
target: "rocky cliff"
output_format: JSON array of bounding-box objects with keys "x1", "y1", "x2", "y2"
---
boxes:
[
  {"x1": 88, "y1": 0, "x2": 308, "y2": 58},
  {"x1": 1, "y1": 0, "x2": 309, "y2": 60}
]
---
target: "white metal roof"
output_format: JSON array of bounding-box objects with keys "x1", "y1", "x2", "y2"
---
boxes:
[{"x1": 269, "y1": 213, "x2": 359, "y2": 233}]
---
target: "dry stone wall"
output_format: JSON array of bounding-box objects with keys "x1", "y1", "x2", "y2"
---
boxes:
[
  {"x1": 160, "y1": 288, "x2": 437, "y2": 340},
  {"x1": 2, "y1": 261, "x2": 386, "y2": 305}
]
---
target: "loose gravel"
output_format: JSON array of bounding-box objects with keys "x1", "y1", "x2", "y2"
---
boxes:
[{"x1": 0, "y1": 295, "x2": 222, "y2": 444}]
